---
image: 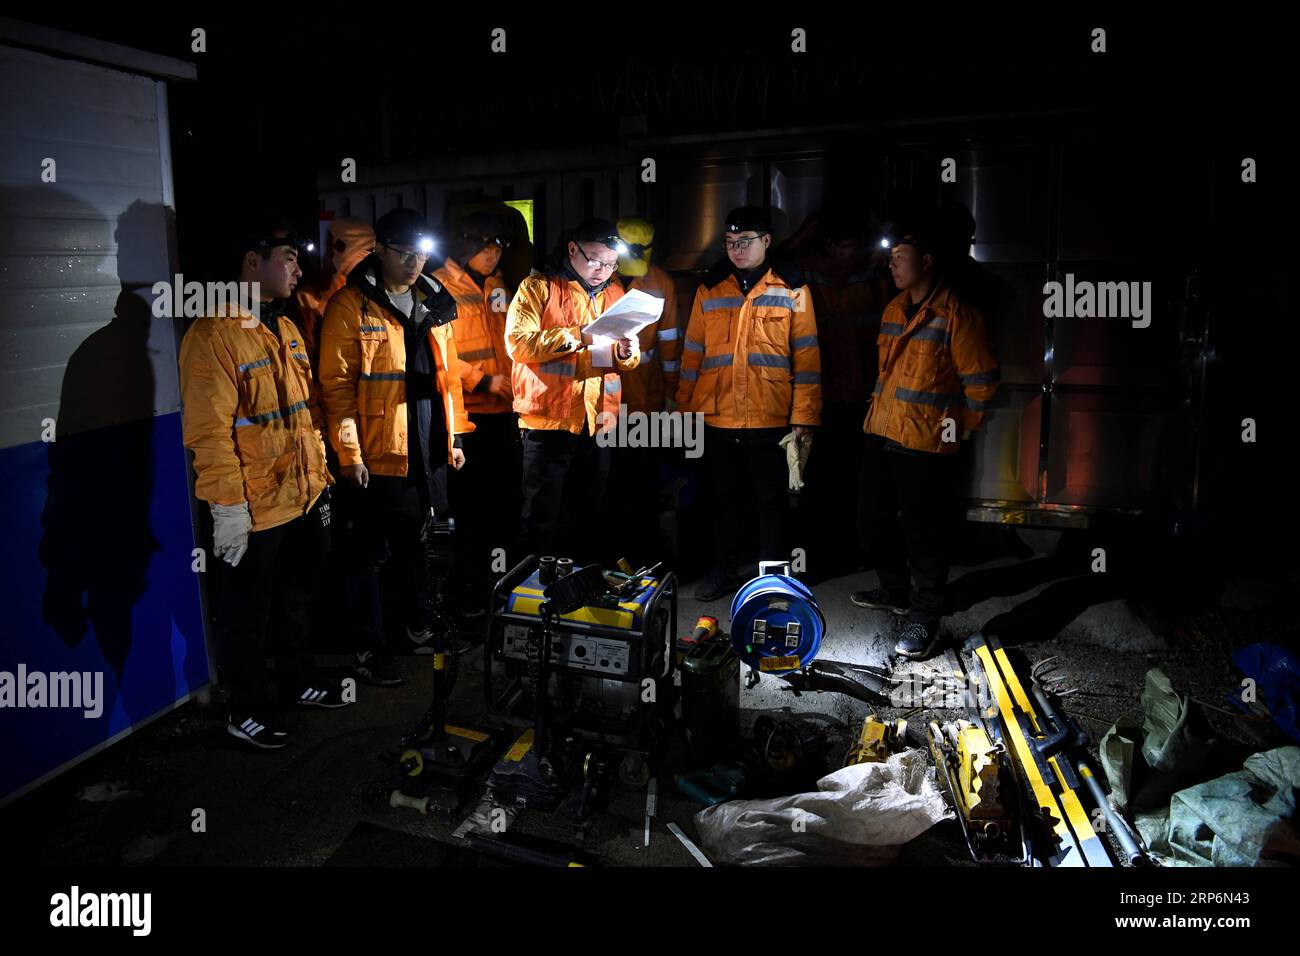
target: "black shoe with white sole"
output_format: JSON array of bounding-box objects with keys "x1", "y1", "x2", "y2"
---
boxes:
[
  {"x1": 227, "y1": 713, "x2": 291, "y2": 750},
  {"x1": 850, "y1": 588, "x2": 909, "y2": 615},
  {"x1": 293, "y1": 681, "x2": 352, "y2": 709},
  {"x1": 353, "y1": 650, "x2": 406, "y2": 687},
  {"x1": 894, "y1": 620, "x2": 941, "y2": 661}
]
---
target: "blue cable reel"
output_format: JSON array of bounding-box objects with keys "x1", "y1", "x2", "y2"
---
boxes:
[{"x1": 729, "y1": 561, "x2": 826, "y2": 674}]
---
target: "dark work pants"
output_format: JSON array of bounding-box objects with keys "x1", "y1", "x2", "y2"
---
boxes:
[
  {"x1": 335, "y1": 473, "x2": 430, "y2": 649},
  {"x1": 519, "y1": 425, "x2": 611, "y2": 562},
  {"x1": 217, "y1": 492, "x2": 331, "y2": 715},
  {"x1": 856, "y1": 435, "x2": 960, "y2": 626},
  {"x1": 800, "y1": 400, "x2": 868, "y2": 576},
  {"x1": 703, "y1": 425, "x2": 789, "y2": 575},
  {"x1": 449, "y1": 412, "x2": 523, "y2": 603},
  {"x1": 607, "y1": 445, "x2": 665, "y2": 568}
]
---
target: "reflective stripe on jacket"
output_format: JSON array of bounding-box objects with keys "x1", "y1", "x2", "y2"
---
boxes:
[
  {"x1": 435, "y1": 258, "x2": 511, "y2": 415},
  {"x1": 676, "y1": 268, "x2": 821, "y2": 428},
  {"x1": 803, "y1": 265, "x2": 892, "y2": 406},
  {"x1": 179, "y1": 309, "x2": 331, "y2": 532},
  {"x1": 863, "y1": 283, "x2": 999, "y2": 453},
  {"x1": 505, "y1": 273, "x2": 640, "y2": 435},
  {"x1": 619, "y1": 264, "x2": 680, "y2": 415},
  {"x1": 317, "y1": 267, "x2": 472, "y2": 476}
]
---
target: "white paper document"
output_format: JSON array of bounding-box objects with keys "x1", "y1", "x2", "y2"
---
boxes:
[{"x1": 583, "y1": 288, "x2": 664, "y2": 340}]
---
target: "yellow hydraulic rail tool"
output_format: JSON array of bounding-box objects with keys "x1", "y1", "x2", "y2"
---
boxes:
[
  {"x1": 967, "y1": 633, "x2": 1112, "y2": 867},
  {"x1": 927, "y1": 713, "x2": 1025, "y2": 863},
  {"x1": 846, "y1": 714, "x2": 906, "y2": 765}
]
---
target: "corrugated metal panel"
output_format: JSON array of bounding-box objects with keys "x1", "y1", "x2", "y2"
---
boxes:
[{"x1": 0, "y1": 44, "x2": 179, "y2": 450}]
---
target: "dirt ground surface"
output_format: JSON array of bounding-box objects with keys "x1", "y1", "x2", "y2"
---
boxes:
[{"x1": 7, "y1": 529, "x2": 1296, "y2": 868}]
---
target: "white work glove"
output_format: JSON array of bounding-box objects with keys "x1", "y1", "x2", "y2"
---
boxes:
[
  {"x1": 779, "y1": 430, "x2": 813, "y2": 493},
  {"x1": 210, "y1": 501, "x2": 252, "y2": 567}
]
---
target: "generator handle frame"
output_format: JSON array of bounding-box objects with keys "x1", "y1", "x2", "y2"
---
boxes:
[{"x1": 484, "y1": 555, "x2": 544, "y2": 713}]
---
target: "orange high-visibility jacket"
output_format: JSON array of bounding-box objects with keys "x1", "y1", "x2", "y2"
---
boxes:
[
  {"x1": 803, "y1": 263, "x2": 892, "y2": 406},
  {"x1": 179, "y1": 308, "x2": 331, "y2": 532},
  {"x1": 505, "y1": 273, "x2": 641, "y2": 435},
  {"x1": 317, "y1": 260, "x2": 472, "y2": 475},
  {"x1": 863, "y1": 282, "x2": 999, "y2": 453},
  {"x1": 435, "y1": 257, "x2": 512, "y2": 415},
  {"x1": 676, "y1": 267, "x2": 821, "y2": 428},
  {"x1": 289, "y1": 217, "x2": 375, "y2": 372},
  {"x1": 618, "y1": 264, "x2": 680, "y2": 415}
]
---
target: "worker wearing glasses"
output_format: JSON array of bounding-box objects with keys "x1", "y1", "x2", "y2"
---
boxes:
[
  {"x1": 505, "y1": 218, "x2": 641, "y2": 560},
  {"x1": 677, "y1": 206, "x2": 822, "y2": 601}
]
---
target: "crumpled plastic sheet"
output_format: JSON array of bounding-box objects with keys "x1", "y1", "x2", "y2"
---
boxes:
[
  {"x1": 693, "y1": 748, "x2": 952, "y2": 866},
  {"x1": 1166, "y1": 745, "x2": 1300, "y2": 867},
  {"x1": 1101, "y1": 668, "x2": 1222, "y2": 856}
]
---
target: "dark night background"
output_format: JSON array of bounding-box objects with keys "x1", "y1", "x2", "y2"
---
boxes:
[
  {"x1": 4, "y1": 3, "x2": 1300, "y2": 884},
  {"x1": 10, "y1": 4, "x2": 1294, "y2": 565}
]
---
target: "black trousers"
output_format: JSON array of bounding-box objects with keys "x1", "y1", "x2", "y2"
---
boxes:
[
  {"x1": 703, "y1": 425, "x2": 789, "y2": 574},
  {"x1": 449, "y1": 412, "x2": 523, "y2": 601},
  {"x1": 606, "y1": 445, "x2": 665, "y2": 569},
  {"x1": 801, "y1": 400, "x2": 868, "y2": 576},
  {"x1": 216, "y1": 491, "x2": 331, "y2": 715},
  {"x1": 335, "y1": 473, "x2": 431, "y2": 649},
  {"x1": 856, "y1": 435, "x2": 960, "y2": 626},
  {"x1": 519, "y1": 425, "x2": 610, "y2": 561}
]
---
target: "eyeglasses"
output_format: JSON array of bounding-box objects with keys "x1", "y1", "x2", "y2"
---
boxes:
[
  {"x1": 723, "y1": 233, "x2": 767, "y2": 252},
  {"x1": 574, "y1": 242, "x2": 618, "y2": 271},
  {"x1": 383, "y1": 244, "x2": 429, "y2": 266}
]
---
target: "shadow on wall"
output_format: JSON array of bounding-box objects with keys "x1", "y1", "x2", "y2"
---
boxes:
[{"x1": 36, "y1": 199, "x2": 173, "y2": 726}]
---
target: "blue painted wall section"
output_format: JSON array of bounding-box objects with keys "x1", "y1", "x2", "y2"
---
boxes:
[{"x1": 0, "y1": 411, "x2": 210, "y2": 802}]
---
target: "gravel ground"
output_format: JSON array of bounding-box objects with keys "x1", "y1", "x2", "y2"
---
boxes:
[{"x1": 7, "y1": 532, "x2": 1294, "y2": 868}]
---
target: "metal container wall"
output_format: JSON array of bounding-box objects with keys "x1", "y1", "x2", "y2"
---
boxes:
[{"x1": 314, "y1": 123, "x2": 1206, "y2": 523}]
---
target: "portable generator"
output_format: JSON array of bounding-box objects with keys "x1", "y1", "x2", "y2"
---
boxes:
[{"x1": 483, "y1": 555, "x2": 678, "y2": 813}]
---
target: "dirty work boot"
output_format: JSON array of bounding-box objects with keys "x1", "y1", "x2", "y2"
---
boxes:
[
  {"x1": 894, "y1": 620, "x2": 941, "y2": 661},
  {"x1": 694, "y1": 567, "x2": 739, "y2": 602},
  {"x1": 850, "y1": 587, "x2": 909, "y2": 615}
]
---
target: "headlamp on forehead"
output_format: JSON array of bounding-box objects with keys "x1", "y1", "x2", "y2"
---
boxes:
[
  {"x1": 621, "y1": 240, "x2": 652, "y2": 260},
  {"x1": 248, "y1": 231, "x2": 313, "y2": 256},
  {"x1": 418, "y1": 236, "x2": 434, "y2": 254},
  {"x1": 723, "y1": 207, "x2": 771, "y2": 235},
  {"x1": 464, "y1": 233, "x2": 513, "y2": 251},
  {"x1": 613, "y1": 239, "x2": 629, "y2": 256},
  {"x1": 880, "y1": 237, "x2": 891, "y2": 249}
]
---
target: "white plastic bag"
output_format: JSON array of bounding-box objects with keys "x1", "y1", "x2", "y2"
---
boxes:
[{"x1": 693, "y1": 749, "x2": 952, "y2": 865}]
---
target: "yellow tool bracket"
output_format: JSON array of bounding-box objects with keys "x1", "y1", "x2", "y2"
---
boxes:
[
  {"x1": 971, "y1": 636, "x2": 1111, "y2": 867},
  {"x1": 506, "y1": 577, "x2": 660, "y2": 630}
]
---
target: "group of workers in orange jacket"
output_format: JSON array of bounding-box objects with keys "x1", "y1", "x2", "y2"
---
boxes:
[{"x1": 178, "y1": 201, "x2": 998, "y2": 751}]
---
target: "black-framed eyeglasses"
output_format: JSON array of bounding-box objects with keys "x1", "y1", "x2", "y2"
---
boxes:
[
  {"x1": 382, "y1": 243, "x2": 429, "y2": 266},
  {"x1": 723, "y1": 232, "x2": 768, "y2": 251},
  {"x1": 573, "y1": 242, "x2": 619, "y2": 271}
]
